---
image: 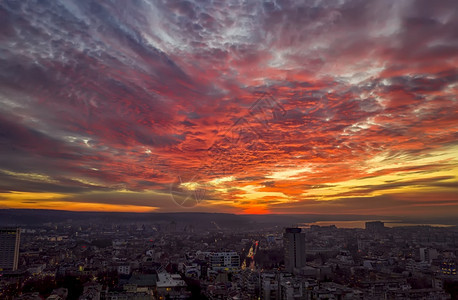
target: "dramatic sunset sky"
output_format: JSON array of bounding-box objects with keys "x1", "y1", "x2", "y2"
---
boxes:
[{"x1": 0, "y1": 0, "x2": 457, "y2": 216}]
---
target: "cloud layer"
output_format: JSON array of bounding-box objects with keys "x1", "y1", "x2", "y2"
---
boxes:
[{"x1": 0, "y1": 0, "x2": 457, "y2": 215}]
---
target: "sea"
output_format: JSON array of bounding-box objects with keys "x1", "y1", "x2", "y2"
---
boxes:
[{"x1": 300, "y1": 220, "x2": 455, "y2": 229}]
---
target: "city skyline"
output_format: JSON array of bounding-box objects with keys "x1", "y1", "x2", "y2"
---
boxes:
[{"x1": 0, "y1": 0, "x2": 457, "y2": 216}]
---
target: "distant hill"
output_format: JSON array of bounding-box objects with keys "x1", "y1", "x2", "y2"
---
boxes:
[
  {"x1": 0, "y1": 209, "x2": 251, "y2": 229},
  {"x1": 0, "y1": 209, "x2": 456, "y2": 227}
]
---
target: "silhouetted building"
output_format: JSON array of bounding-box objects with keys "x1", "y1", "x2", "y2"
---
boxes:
[
  {"x1": 419, "y1": 247, "x2": 438, "y2": 263},
  {"x1": 283, "y1": 227, "x2": 306, "y2": 273},
  {"x1": 261, "y1": 273, "x2": 279, "y2": 299},
  {"x1": 365, "y1": 221, "x2": 385, "y2": 232},
  {"x1": 0, "y1": 227, "x2": 21, "y2": 271}
]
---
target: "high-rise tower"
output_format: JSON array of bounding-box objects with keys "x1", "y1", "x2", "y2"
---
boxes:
[
  {"x1": 283, "y1": 227, "x2": 306, "y2": 273},
  {"x1": 0, "y1": 227, "x2": 21, "y2": 271}
]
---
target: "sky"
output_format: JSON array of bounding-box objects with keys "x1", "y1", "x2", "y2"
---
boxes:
[{"x1": 0, "y1": 0, "x2": 457, "y2": 216}]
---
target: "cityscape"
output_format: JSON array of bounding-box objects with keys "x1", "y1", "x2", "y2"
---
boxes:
[
  {"x1": 0, "y1": 212, "x2": 458, "y2": 299},
  {"x1": 1, "y1": 0, "x2": 458, "y2": 299}
]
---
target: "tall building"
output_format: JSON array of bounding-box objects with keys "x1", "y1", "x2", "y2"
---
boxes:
[
  {"x1": 0, "y1": 227, "x2": 21, "y2": 271},
  {"x1": 261, "y1": 273, "x2": 279, "y2": 300},
  {"x1": 283, "y1": 227, "x2": 306, "y2": 273},
  {"x1": 420, "y1": 248, "x2": 438, "y2": 263},
  {"x1": 365, "y1": 221, "x2": 385, "y2": 232}
]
